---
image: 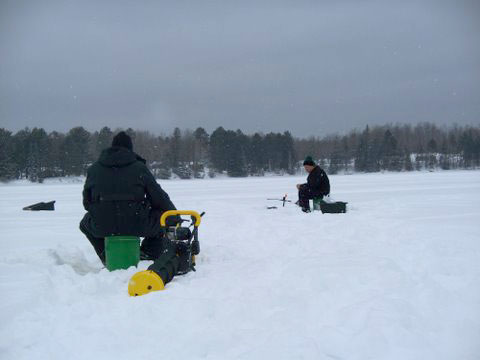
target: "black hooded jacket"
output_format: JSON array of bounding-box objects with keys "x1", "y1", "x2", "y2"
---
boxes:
[
  {"x1": 82, "y1": 146, "x2": 176, "y2": 237},
  {"x1": 306, "y1": 166, "x2": 330, "y2": 197}
]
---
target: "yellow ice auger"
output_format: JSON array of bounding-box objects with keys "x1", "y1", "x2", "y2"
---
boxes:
[{"x1": 128, "y1": 210, "x2": 203, "y2": 296}]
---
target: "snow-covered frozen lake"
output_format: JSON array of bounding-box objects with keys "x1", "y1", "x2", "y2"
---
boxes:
[{"x1": 1, "y1": 170, "x2": 480, "y2": 360}]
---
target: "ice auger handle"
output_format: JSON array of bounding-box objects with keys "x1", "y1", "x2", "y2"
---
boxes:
[{"x1": 160, "y1": 210, "x2": 202, "y2": 227}]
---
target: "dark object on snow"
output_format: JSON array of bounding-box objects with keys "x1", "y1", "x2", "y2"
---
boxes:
[
  {"x1": 267, "y1": 206, "x2": 278, "y2": 210},
  {"x1": 23, "y1": 201, "x2": 55, "y2": 211},
  {"x1": 319, "y1": 200, "x2": 347, "y2": 214},
  {"x1": 267, "y1": 194, "x2": 292, "y2": 207}
]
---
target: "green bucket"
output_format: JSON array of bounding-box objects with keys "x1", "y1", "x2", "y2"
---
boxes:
[
  {"x1": 105, "y1": 236, "x2": 140, "y2": 271},
  {"x1": 312, "y1": 197, "x2": 323, "y2": 211}
]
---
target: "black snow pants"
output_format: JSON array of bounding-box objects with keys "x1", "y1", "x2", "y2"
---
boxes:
[
  {"x1": 79, "y1": 210, "x2": 169, "y2": 264},
  {"x1": 298, "y1": 184, "x2": 323, "y2": 211}
]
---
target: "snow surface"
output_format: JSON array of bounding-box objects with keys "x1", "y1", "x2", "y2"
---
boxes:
[{"x1": 1, "y1": 171, "x2": 480, "y2": 360}]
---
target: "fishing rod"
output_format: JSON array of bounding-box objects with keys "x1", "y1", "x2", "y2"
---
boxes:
[{"x1": 266, "y1": 194, "x2": 294, "y2": 208}]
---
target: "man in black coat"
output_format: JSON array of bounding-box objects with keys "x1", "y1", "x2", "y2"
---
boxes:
[
  {"x1": 296, "y1": 156, "x2": 330, "y2": 212},
  {"x1": 79, "y1": 131, "x2": 177, "y2": 264}
]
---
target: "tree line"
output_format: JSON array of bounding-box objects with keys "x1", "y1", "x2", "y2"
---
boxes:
[
  {"x1": 0, "y1": 123, "x2": 479, "y2": 182},
  {"x1": 297, "y1": 123, "x2": 480, "y2": 174}
]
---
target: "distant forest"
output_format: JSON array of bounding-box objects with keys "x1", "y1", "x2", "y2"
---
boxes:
[{"x1": 0, "y1": 123, "x2": 479, "y2": 182}]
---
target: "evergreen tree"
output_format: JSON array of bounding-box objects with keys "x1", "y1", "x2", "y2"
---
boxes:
[
  {"x1": 62, "y1": 127, "x2": 91, "y2": 175},
  {"x1": 134, "y1": 130, "x2": 159, "y2": 164},
  {"x1": 439, "y1": 154, "x2": 451, "y2": 170},
  {"x1": 427, "y1": 154, "x2": 438, "y2": 170},
  {"x1": 264, "y1": 132, "x2": 286, "y2": 172},
  {"x1": 46, "y1": 131, "x2": 65, "y2": 177},
  {"x1": 173, "y1": 163, "x2": 192, "y2": 179},
  {"x1": 11, "y1": 128, "x2": 32, "y2": 179},
  {"x1": 404, "y1": 152, "x2": 413, "y2": 171},
  {"x1": 94, "y1": 126, "x2": 113, "y2": 158},
  {"x1": 225, "y1": 130, "x2": 247, "y2": 177},
  {"x1": 247, "y1": 133, "x2": 265, "y2": 175},
  {"x1": 152, "y1": 135, "x2": 171, "y2": 178},
  {"x1": 26, "y1": 128, "x2": 49, "y2": 182},
  {"x1": 380, "y1": 130, "x2": 402, "y2": 171},
  {"x1": 459, "y1": 128, "x2": 480, "y2": 168},
  {"x1": 193, "y1": 127, "x2": 209, "y2": 178},
  {"x1": 168, "y1": 127, "x2": 182, "y2": 169},
  {"x1": 0, "y1": 129, "x2": 16, "y2": 181},
  {"x1": 355, "y1": 126, "x2": 370, "y2": 172},
  {"x1": 341, "y1": 137, "x2": 351, "y2": 173},
  {"x1": 414, "y1": 154, "x2": 424, "y2": 171},
  {"x1": 280, "y1": 131, "x2": 296, "y2": 174},
  {"x1": 209, "y1": 127, "x2": 228, "y2": 172},
  {"x1": 427, "y1": 138, "x2": 438, "y2": 153}
]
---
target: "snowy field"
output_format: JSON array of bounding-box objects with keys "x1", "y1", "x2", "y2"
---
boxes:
[{"x1": 1, "y1": 170, "x2": 480, "y2": 360}]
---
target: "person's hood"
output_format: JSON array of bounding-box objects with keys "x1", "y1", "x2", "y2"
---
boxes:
[{"x1": 98, "y1": 146, "x2": 146, "y2": 168}]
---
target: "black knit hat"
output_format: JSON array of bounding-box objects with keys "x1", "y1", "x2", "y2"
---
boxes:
[
  {"x1": 112, "y1": 131, "x2": 133, "y2": 151},
  {"x1": 303, "y1": 155, "x2": 315, "y2": 166}
]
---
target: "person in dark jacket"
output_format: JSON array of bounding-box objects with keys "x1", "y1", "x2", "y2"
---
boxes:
[
  {"x1": 296, "y1": 156, "x2": 330, "y2": 212},
  {"x1": 79, "y1": 131, "x2": 177, "y2": 264}
]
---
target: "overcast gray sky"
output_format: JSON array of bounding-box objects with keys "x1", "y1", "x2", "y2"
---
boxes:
[{"x1": 1, "y1": 0, "x2": 479, "y2": 137}]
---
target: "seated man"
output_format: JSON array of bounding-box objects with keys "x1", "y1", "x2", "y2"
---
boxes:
[
  {"x1": 296, "y1": 156, "x2": 330, "y2": 212},
  {"x1": 79, "y1": 131, "x2": 178, "y2": 264}
]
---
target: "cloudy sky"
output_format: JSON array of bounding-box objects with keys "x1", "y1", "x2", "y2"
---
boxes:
[{"x1": 1, "y1": 0, "x2": 479, "y2": 137}]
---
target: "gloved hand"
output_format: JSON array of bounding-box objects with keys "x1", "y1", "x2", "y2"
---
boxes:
[{"x1": 165, "y1": 215, "x2": 182, "y2": 227}]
